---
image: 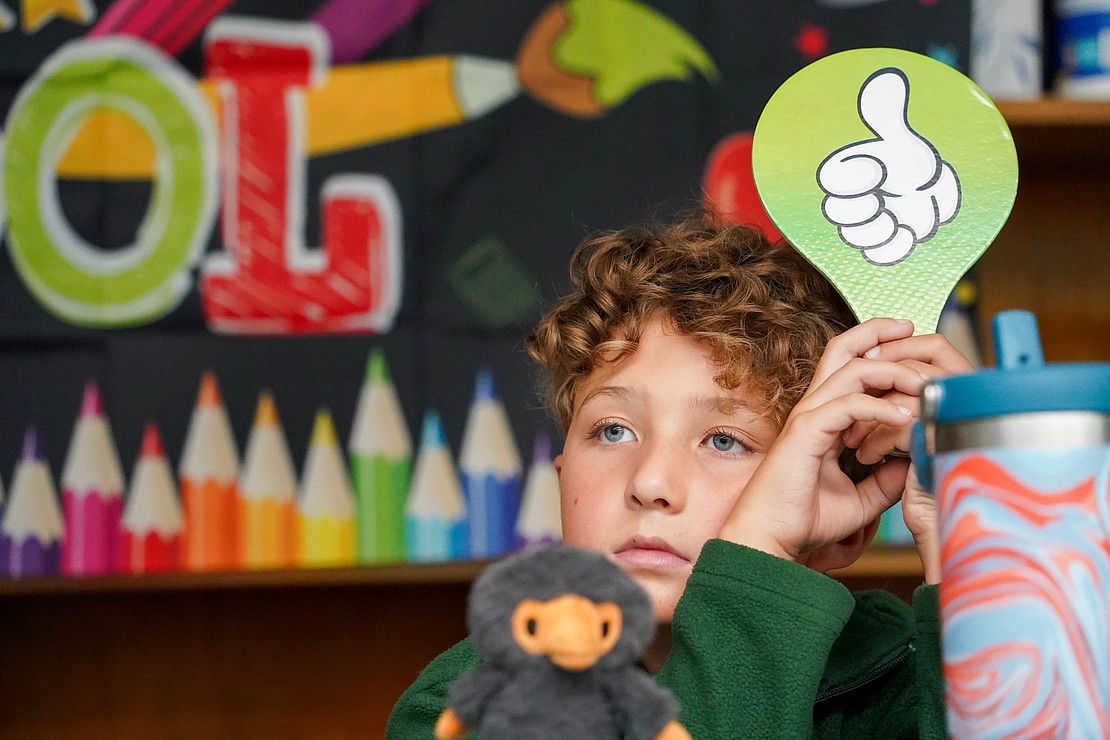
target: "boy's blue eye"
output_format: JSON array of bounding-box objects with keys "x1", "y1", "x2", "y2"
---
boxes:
[
  {"x1": 708, "y1": 432, "x2": 743, "y2": 453},
  {"x1": 601, "y1": 424, "x2": 631, "y2": 443}
]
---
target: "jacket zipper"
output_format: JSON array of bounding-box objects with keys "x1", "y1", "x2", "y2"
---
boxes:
[{"x1": 814, "y1": 641, "x2": 916, "y2": 704}]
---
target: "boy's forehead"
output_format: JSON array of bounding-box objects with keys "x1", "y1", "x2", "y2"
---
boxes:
[{"x1": 573, "y1": 378, "x2": 770, "y2": 422}]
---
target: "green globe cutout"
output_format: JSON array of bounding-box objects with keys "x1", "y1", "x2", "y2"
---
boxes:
[{"x1": 752, "y1": 48, "x2": 1017, "y2": 333}]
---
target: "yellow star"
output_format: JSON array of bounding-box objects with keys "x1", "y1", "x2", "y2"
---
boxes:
[{"x1": 21, "y1": 0, "x2": 96, "y2": 33}]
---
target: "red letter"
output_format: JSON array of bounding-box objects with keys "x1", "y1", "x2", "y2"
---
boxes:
[{"x1": 201, "y1": 18, "x2": 401, "y2": 334}]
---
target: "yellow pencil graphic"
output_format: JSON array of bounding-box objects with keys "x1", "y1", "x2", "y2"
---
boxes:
[{"x1": 297, "y1": 409, "x2": 357, "y2": 568}]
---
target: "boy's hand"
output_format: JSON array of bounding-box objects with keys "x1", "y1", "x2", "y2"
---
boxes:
[
  {"x1": 846, "y1": 327, "x2": 971, "y2": 584},
  {"x1": 902, "y1": 465, "x2": 941, "y2": 584},
  {"x1": 720, "y1": 318, "x2": 969, "y2": 566}
]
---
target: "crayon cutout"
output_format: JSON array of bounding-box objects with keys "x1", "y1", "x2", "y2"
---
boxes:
[
  {"x1": 121, "y1": 424, "x2": 184, "y2": 574},
  {"x1": 459, "y1": 369, "x2": 522, "y2": 558},
  {"x1": 1, "y1": 427, "x2": 64, "y2": 579},
  {"x1": 405, "y1": 412, "x2": 467, "y2": 562},
  {"x1": 179, "y1": 371, "x2": 240, "y2": 571},
  {"x1": 514, "y1": 433, "x2": 563, "y2": 549},
  {"x1": 349, "y1": 350, "x2": 412, "y2": 563},
  {"x1": 61, "y1": 381, "x2": 125, "y2": 576},
  {"x1": 238, "y1": 391, "x2": 298, "y2": 570},
  {"x1": 298, "y1": 409, "x2": 357, "y2": 568}
]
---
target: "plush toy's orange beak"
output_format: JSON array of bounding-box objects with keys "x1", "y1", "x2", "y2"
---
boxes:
[{"x1": 511, "y1": 594, "x2": 623, "y2": 671}]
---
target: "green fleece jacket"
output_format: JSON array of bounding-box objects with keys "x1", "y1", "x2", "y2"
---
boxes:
[{"x1": 387, "y1": 539, "x2": 945, "y2": 739}]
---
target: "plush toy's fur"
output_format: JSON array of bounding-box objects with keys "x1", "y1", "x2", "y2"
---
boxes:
[{"x1": 439, "y1": 545, "x2": 686, "y2": 740}]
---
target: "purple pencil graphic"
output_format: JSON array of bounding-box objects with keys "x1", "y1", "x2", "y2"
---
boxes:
[
  {"x1": 514, "y1": 432, "x2": 563, "y2": 548},
  {"x1": 459, "y1": 369, "x2": 522, "y2": 558},
  {"x1": 61, "y1": 382, "x2": 125, "y2": 575},
  {"x1": 311, "y1": 0, "x2": 433, "y2": 64},
  {"x1": 1, "y1": 427, "x2": 64, "y2": 578}
]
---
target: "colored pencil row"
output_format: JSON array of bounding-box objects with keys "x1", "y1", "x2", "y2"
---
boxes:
[{"x1": 0, "y1": 353, "x2": 563, "y2": 579}]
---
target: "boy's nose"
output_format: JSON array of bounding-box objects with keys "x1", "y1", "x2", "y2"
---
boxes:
[{"x1": 626, "y1": 445, "x2": 686, "y2": 512}]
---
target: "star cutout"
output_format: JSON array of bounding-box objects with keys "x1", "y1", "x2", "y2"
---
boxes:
[{"x1": 21, "y1": 0, "x2": 96, "y2": 33}]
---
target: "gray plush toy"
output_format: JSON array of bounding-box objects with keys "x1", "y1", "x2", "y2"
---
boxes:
[{"x1": 435, "y1": 545, "x2": 691, "y2": 740}]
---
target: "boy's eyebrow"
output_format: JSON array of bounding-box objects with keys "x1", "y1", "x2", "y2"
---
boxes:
[
  {"x1": 577, "y1": 385, "x2": 638, "y2": 409},
  {"x1": 578, "y1": 386, "x2": 757, "y2": 417},
  {"x1": 690, "y1": 395, "x2": 757, "y2": 416}
]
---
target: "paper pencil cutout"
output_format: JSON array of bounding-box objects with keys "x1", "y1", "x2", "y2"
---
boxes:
[
  {"x1": 405, "y1": 412, "x2": 467, "y2": 562},
  {"x1": 514, "y1": 433, "x2": 563, "y2": 549},
  {"x1": 238, "y1": 391, "x2": 297, "y2": 569},
  {"x1": 180, "y1": 371, "x2": 240, "y2": 571},
  {"x1": 348, "y1": 349, "x2": 411, "y2": 563},
  {"x1": 459, "y1": 369, "x2": 522, "y2": 558},
  {"x1": 61, "y1": 381, "x2": 125, "y2": 575},
  {"x1": 121, "y1": 424, "x2": 184, "y2": 574},
  {"x1": 1, "y1": 427, "x2": 64, "y2": 578},
  {"x1": 297, "y1": 409, "x2": 357, "y2": 568}
]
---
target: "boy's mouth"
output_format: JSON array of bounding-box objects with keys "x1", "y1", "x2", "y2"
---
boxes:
[{"x1": 613, "y1": 536, "x2": 689, "y2": 570}]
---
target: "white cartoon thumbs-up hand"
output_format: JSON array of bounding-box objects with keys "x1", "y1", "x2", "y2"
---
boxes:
[{"x1": 816, "y1": 68, "x2": 961, "y2": 265}]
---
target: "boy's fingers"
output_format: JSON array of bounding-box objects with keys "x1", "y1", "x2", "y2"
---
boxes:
[
  {"x1": 864, "y1": 333, "x2": 975, "y2": 374},
  {"x1": 842, "y1": 389, "x2": 920, "y2": 449},
  {"x1": 799, "y1": 358, "x2": 928, "y2": 410},
  {"x1": 855, "y1": 423, "x2": 913, "y2": 465},
  {"x1": 782, "y1": 394, "x2": 914, "y2": 460},
  {"x1": 809, "y1": 318, "x2": 916, "y2": 390},
  {"x1": 857, "y1": 456, "x2": 911, "y2": 513}
]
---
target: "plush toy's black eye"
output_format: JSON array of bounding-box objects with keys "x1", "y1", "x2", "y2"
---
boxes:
[
  {"x1": 527, "y1": 618, "x2": 537, "y2": 635},
  {"x1": 601, "y1": 621, "x2": 609, "y2": 638}
]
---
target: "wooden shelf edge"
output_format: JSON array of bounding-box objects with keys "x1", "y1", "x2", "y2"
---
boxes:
[
  {"x1": 0, "y1": 547, "x2": 927, "y2": 596},
  {"x1": 998, "y1": 97, "x2": 1110, "y2": 127},
  {"x1": 834, "y1": 546, "x2": 924, "y2": 578},
  {"x1": 0, "y1": 558, "x2": 493, "y2": 597}
]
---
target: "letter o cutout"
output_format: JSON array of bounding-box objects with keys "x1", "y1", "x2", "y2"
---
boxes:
[{"x1": 3, "y1": 38, "x2": 217, "y2": 326}]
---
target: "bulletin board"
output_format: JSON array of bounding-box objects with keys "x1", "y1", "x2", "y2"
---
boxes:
[{"x1": 0, "y1": 0, "x2": 969, "y2": 479}]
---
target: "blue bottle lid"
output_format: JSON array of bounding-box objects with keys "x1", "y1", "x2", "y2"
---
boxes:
[{"x1": 930, "y1": 310, "x2": 1110, "y2": 424}]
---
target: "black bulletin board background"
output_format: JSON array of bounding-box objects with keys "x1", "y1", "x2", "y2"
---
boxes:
[{"x1": 0, "y1": 0, "x2": 969, "y2": 484}]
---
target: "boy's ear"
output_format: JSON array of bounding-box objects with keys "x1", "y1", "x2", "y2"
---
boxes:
[
  {"x1": 803, "y1": 517, "x2": 881, "y2": 574},
  {"x1": 553, "y1": 453, "x2": 563, "y2": 476}
]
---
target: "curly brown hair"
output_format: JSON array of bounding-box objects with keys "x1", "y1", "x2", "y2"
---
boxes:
[{"x1": 526, "y1": 213, "x2": 857, "y2": 431}]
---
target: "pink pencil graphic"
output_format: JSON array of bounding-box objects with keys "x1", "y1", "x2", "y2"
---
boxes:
[
  {"x1": 61, "y1": 382, "x2": 125, "y2": 575},
  {"x1": 179, "y1": 371, "x2": 239, "y2": 571},
  {"x1": 1, "y1": 427, "x2": 64, "y2": 578},
  {"x1": 297, "y1": 409, "x2": 357, "y2": 568},
  {"x1": 89, "y1": 0, "x2": 234, "y2": 56},
  {"x1": 238, "y1": 391, "x2": 298, "y2": 569},
  {"x1": 514, "y1": 433, "x2": 563, "y2": 549},
  {"x1": 120, "y1": 424, "x2": 184, "y2": 574}
]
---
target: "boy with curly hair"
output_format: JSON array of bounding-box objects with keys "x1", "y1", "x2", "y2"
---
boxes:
[{"x1": 389, "y1": 213, "x2": 968, "y2": 738}]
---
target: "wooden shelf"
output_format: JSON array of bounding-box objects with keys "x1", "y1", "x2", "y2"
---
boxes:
[
  {"x1": 0, "y1": 558, "x2": 490, "y2": 597},
  {"x1": 998, "y1": 97, "x2": 1110, "y2": 127},
  {"x1": 0, "y1": 547, "x2": 922, "y2": 597}
]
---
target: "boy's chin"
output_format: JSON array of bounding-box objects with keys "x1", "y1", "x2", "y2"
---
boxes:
[{"x1": 628, "y1": 573, "x2": 683, "y2": 625}]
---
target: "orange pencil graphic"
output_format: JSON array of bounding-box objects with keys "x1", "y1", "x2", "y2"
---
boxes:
[
  {"x1": 237, "y1": 391, "x2": 297, "y2": 569},
  {"x1": 179, "y1": 371, "x2": 240, "y2": 571}
]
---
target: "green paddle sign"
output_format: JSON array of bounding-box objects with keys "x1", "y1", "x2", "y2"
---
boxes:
[{"x1": 752, "y1": 48, "x2": 1017, "y2": 333}]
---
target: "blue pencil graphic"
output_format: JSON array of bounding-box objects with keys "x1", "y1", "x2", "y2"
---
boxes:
[
  {"x1": 405, "y1": 412, "x2": 467, "y2": 562},
  {"x1": 458, "y1": 369, "x2": 522, "y2": 558}
]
